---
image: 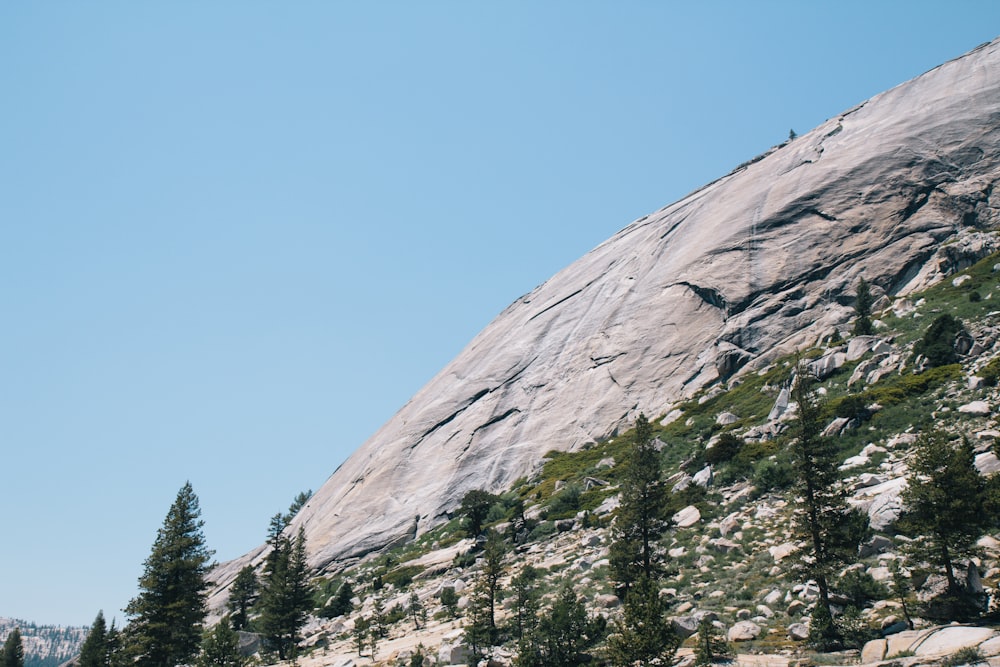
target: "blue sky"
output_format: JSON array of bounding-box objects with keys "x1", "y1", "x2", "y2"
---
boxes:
[{"x1": 2, "y1": 3, "x2": 999, "y2": 628}]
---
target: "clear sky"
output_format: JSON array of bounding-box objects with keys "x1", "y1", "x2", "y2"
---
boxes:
[{"x1": 2, "y1": 2, "x2": 999, "y2": 628}]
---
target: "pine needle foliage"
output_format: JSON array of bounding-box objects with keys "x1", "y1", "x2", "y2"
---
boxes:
[{"x1": 124, "y1": 482, "x2": 214, "y2": 667}]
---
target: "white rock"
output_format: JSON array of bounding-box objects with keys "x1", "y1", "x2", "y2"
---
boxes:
[
  {"x1": 673, "y1": 505, "x2": 701, "y2": 528},
  {"x1": 768, "y1": 542, "x2": 798, "y2": 562},
  {"x1": 728, "y1": 621, "x2": 762, "y2": 642},
  {"x1": 958, "y1": 400, "x2": 991, "y2": 415}
]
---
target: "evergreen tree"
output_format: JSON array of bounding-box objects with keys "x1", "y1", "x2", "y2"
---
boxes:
[
  {"x1": 607, "y1": 576, "x2": 678, "y2": 667},
  {"x1": 228, "y1": 565, "x2": 259, "y2": 631},
  {"x1": 853, "y1": 277, "x2": 874, "y2": 336},
  {"x1": 78, "y1": 611, "x2": 109, "y2": 667},
  {"x1": 609, "y1": 414, "x2": 670, "y2": 594},
  {"x1": 353, "y1": 616, "x2": 372, "y2": 659},
  {"x1": 694, "y1": 617, "x2": 732, "y2": 666},
  {"x1": 509, "y1": 565, "x2": 540, "y2": 642},
  {"x1": 408, "y1": 591, "x2": 426, "y2": 629},
  {"x1": 458, "y1": 489, "x2": 499, "y2": 538},
  {"x1": 1, "y1": 628, "x2": 24, "y2": 667},
  {"x1": 197, "y1": 617, "x2": 245, "y2": 667},
  {"x1": 464, "y1": 576, "x2": 495, "y2": 662},
  {"x1": 320, "y1": 581, "x2": 354, "y2": 619},
  {"x1": 440, "y1": 587, "x2": 459, "y2": 619},
  {"x1": 124, "y1": 482, "x2": 215, "y2": 667},
  {"x1": 535, "y1": 585, "x2": 606, "y2": 667},
  {"x1": 284, "y1": 490, "x2": 312, "y2": 524},
  {"x1": 913, "y1": 314, "x2": 965, "y2": 367},
  {"x1": 257, "y1": 525, "x2": 314, "y2": 660},
  {"x1": 789, "y1": 366, "x2": 866, "y2": 649},
  {"x1": 480, "y1": 530, "x2": 506, "y2": 637},
  {"x1": 901, "y1": 432, "x2": 991, "y2": 597}
]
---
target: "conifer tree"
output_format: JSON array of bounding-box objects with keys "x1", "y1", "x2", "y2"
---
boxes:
[
  {"x1": 257, "y1": 526, "x2": 314, "y2": 660},
  {"x1": 607, "y1": 576, "x2": 678, "y2": 667},
  {"x1": 480, "y1": 529, "x2": 506, "y2": 637},
  {"x1": 228, "y1": 565, "x2": 259, "y2": 631},
  {"x1": 78, "y1": 611, "x2": 109, "y2": 667},
  {"x1": 535, "y1": 585, "x2": 606, "y2": 667},
  {"x1": 510, "y1": 565, "x2": 540, "y2": 643},
  {"x1": 609, "y1": 414, "x2": 669, "y2": 594},
  {"x1": 125, "y1": 482, "x2": 214, "y2": 667},
  {"x1": 1, "y1": 627, "x2": 24, "y2": 667},
  {"x1": 789, "y1": 366, "x2": 866, "y2": 648},
  {"x1": 901, "y1": 432, "x2": 991, "y2": 598},
  {"x1": 694, "y1": 617, "x2": 732, "y2": 666},
  {"x1": 408, "y1": 591, "x2": 426, "y2": 629},
  {"x1": 197, "y1": 617, "x2": 245, "y2": 667},
  {"x1": 853, "y1": 277, "x2": 874, "y2": 336}
]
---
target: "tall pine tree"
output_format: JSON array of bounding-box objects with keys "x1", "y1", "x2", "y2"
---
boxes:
[
  {"x1": 125, "y1": 482, "x2": 214, "y2": 667},
  {"x1": 901, "y1": 432, "x2": 991, "y2": 599},
  {"x1": 1, "y1": 628, "x2": 24, "y2": 667},
  {"x1": 228, "y1": 565, "x2": 259, "y2": 630},
  {"x1": 790, "y1": 365, "x2": 866, "y2": 648},
  {"x1": 257, "y1": 525, "x2": 314, "y2": 659},
  {"x1": 78, "y1": 611, "x2": 109, "y2": 667},
  {"x1": 609, "y1": 414, "x2": 670, "y2": 593}
]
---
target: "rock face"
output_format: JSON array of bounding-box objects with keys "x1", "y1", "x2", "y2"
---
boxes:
[{"x1": 210, "y1": 39, "x2": 1000, "y2": 594}]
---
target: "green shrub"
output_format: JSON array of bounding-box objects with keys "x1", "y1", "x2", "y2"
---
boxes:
[
  {"x1": 941, "y1": 646, "x2": 987, "y2": 667},
  {"x1": 836, "y1": 569, "x2": 889, "y2": 608},
  {"x1": 913, "y1": 314, "x2": 965, "y2": 367},
  {"x1": 704, "y1": 432, "x2": 742, "y2": 465},
  {"x1": 980, "y1": 356, "x2": 1000, "y2": 386},
  {"x1": 381, "y1": 565, "x2": 423, "y2": 590}
]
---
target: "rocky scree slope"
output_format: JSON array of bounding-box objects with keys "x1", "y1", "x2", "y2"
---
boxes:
[{"x1": 211, "y1": 37, "x2": 1000, "y2": 596}]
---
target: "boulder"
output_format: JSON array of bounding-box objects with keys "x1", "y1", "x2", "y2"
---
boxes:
[
  {"x1": 728, "y1": 621, "x2": 762, "y2": 642},
  {"x1": 788, "y1": 623, "x2": 810, "y2": 642},
  {"x1": 768, "y1": 542, "x2": 798, "y2": 562},
  {"x1": 716, "y1": 412, "x2": 740, "y2": 425},
  {"x1": 692, "y1": 465, "x2": 714, "y2": 487},
  {"x1": 673, "y1": 505, "x2": 701, "y2": 528},
  {"x1": 975, "y1": 451, "x2": 1000, "y2": 475},
  {"x1": 861, "y1": 638, "x2": 887, "y2": 663},
  {"x1": 438, "y1": 640, "x2": 474, "y2": 665},
  {"x1": 672, "y1": 615, "x2": 700, "y2": 638},
  {"x1": 594, "y1": 593, "x2": 621, "y2": 608},
  {"x1": 913, "y1": 626, "x2": 998, "y2": 656},
  {"x1": 958, "y1": 400, "x2": 991, "y2": 415}
]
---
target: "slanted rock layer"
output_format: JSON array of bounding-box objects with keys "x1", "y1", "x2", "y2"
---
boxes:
[{"x1": 212, "y1": 38, "x2": 1000, "y2": 594}]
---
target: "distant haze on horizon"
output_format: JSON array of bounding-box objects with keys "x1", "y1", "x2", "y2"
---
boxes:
[{"x1": 2, "y1": 3, "x2": 999, "y2": 627}]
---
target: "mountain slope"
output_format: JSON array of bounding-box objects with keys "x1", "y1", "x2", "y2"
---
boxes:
[{"x1": 213, "y1": 37, "x2": 1000, "y2": 594}]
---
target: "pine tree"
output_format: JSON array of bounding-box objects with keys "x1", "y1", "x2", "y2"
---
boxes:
[
  {"x1": 481, "y1": 529, "x2": 506, "y2": 637},
  {"x1": 1, "y1": 628, "x2": 24, "y2": 667},
  {"x1": 853, "y1": 277, "x2": 874, "y2": 336},
  {"x1": 78, "y1": 611, "x2": 109, "y2": 667},
  {"x1": 534, "y1": 585, "x2": 606, "y2": 667},
  {"x1": 509, "y1": 565, "x2": 540, "y2": 642},
  {"x1": 228, "y1": 565, "x2": 259, "y2": 630},
  {"x1": 458, "y1": 489, "x2": 499, "y2": 538},
  {"x1": 607, "y1": 576, "x2": 678, "y2": 667},
  {"x1": 353, "y1": 616, "x2": 372, "y2": 658},
  {"x1": 124, "y1": 482, "x2": 214, "y2": 667},
  {"x1": 197, "y1": 617, "x2": 245, "y2": 667},
  {"x1": 257, "y1": 525, "x2": 314, "y2": 659},
  {"x1": 901, "y1": 432, "x2": 991, "y2": 602},
  {"x1": 408, "y1": 591, "x2": 426, "y2": 629},
  {"x1": 609, "y1": 414, "x2": 670, "y2": 594},
  {"x1": 789, "y1": 366, "x2": 866, "y2": 648},
  {"x1": 694, "y1": 617, "x2": 732, "y2": 666}
]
